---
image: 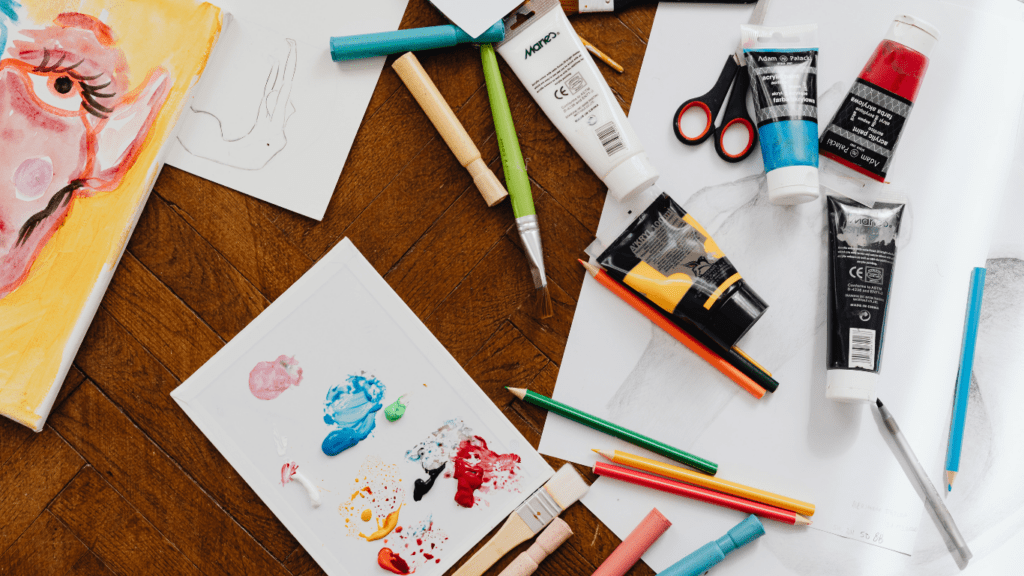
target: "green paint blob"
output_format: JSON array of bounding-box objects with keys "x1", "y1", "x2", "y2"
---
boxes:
[{"x1": 384, "y1": 397, "x2": 407, "y2": 422}]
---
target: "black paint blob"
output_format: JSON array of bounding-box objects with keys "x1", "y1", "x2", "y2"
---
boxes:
[{"x1": 412, "y1": 463, "x2": 446, "y2": 502}]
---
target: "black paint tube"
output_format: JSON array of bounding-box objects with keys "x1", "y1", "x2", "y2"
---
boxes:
[
  {"x1": 826, "y1": 195, "x2": 905, "y2": 403},
  {"x1": 597, "y1": 192, "x2": 768, "y2": 349}
]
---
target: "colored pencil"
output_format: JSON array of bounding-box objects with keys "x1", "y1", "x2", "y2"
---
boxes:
[
  {"x1": 594, "y1": 462, "x2": 811, "y2": 526},
  {"x1": 876, "y1": 400, "x2": 972, "y2": 561},
  {"x1": 507, "y1": 388, "x2": 718, "y2": 475},
  {"x1": 579, "y1": 36, "x2": 624, "y2": 73},
  {"x1": 580, "y1": 260, "x2": 775, "y2": 397},
  {"x1": 594, "y1": 449, "x2": 815, "y2": 516},
  {"x1": 945, "y1": 267, "x2": 986, "y2": 491}
]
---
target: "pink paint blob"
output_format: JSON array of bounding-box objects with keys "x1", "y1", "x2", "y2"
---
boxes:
[
  {"x1": 450, "y1": 436, "x2": 522, "y2": 508},
  {"x1": 249, "y1": 355, "x2": 303, "y2": 400},
  {"x1": 281, "y1": 462, "x2": 298, "y2": 486},
  {"x1": 12, "y1": 157, "x2": 54, "y2": 201}
]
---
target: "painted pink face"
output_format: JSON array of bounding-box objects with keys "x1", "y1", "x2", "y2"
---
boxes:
[{"x1": 0, "y1": 13, "x2": 170, "y2": 299}]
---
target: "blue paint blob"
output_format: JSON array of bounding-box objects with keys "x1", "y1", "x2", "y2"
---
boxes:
[
  {"x1": 758, "y1": 120, "x2": 819, "y2": 173},
  {"x1": 321, "y1": 374, "x2": 386, "y2": 456}
]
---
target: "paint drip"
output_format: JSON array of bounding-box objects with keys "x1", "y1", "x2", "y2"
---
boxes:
[
  {"x1": 377, "y1": 548, "x2": 410, "y2": 575},
  {"x1": 249, "y1": 355, "x2": 303, "y2": 400},
  {"x1": 381, "y1": 515, "x2": 449, "y2": 574},
  {"x1": 340, "y1": 456, "x2": 405, "y2": 541},
  {"x1": 322, "y1": 373, "x2": 386, "y2": 456},
  {"x1": 412, "y1": 463, "x2": 445, "y2": 502},
  {"x1": 450, "y1": 436, "x2": 522, "y2": 508},
  {"x1": 280, "y1": 462, "x2": 321, "y2": 507}
]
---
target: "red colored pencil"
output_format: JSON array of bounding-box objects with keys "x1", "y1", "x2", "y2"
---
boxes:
[
  {"x1": 594, "y1": 462, "x2": 812, "y2": 526},
  {"x1": 580, "y1": 260, "x2": 767, "y2": 399}
]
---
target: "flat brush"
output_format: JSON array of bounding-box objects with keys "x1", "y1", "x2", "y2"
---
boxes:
[
  {"x1": 561, "y1": 0, "x2": 756, "y2": 14},
  {"x1": 480, "y1": 43, "x2": 553, "y2": 318},
  {"x1": 452, "y1": 464, "x2": 589, "y2": 576}
]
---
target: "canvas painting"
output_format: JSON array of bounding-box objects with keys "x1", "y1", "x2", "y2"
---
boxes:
[
  {"x1": 171, "y1": 238, "x2": 553, "y2": 576},
  {"x1": 0, "y1": 0, "x2": 222, "y2": 430}
]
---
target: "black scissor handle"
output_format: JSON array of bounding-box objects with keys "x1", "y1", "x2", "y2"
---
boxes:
[
  {"x1": 712, "y1": 63, "x2": 757, "y2": 163},
  {"x1": 673, "y1": 56, "x2": 739, "y2": 145}
]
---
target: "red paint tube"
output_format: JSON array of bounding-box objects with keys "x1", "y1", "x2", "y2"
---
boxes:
[{"x1": 820, "y1": 16, "x2": 939, "y2": 182}]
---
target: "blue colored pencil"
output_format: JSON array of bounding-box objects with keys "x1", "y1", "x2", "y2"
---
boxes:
[{"x1": 945, "y1": 267, "x2": 986, "y2": 492}]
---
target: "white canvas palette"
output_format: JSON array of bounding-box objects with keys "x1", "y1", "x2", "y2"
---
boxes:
[{"x1": 172, "y1": 238, "x2": 552, "y2": 576}]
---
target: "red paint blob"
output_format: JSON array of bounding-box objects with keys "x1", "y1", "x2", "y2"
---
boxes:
[
  {"x1": 377, "y1": 548, "x2": 410, "y2": 575},
  {"x1": 451, "y1": 436, "x2": 522, "y2": 508}
]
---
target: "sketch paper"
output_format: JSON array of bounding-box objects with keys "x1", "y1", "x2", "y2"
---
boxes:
[
  {"x1": 165, "y1": 0, "x2": 409, "y2": 220},
  {"x1": 172, "y1": 238, "x2": 553, "y2": 576},
  {"x1": 0, "y1": 0, "x2": 222, "y2": 431},
  {"x1": 428, "y1": 0, "x2": 520, "y2": 39},
  {"x1": 538, "y1": 0, "x2": 1024, "y2": 569}
]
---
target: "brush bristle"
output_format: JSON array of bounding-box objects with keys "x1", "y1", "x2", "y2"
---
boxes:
[
  {"x1": 559, "y1": 0, "x2": 580, "y2": 13},
  {"x1": 536, "y1": 285, "x2": 554, "y2": 319},
  {"x1": 546, "y1": 464, "x2": 590, "y2": 510}
]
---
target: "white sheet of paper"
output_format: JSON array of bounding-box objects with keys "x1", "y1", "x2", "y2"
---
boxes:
[
  {"x1": 165, "y1": 0, "x2": 409, "y2": 220},
  {"x1": 428, "y1": 0, "x2": 520, "y2": 38},
  {"x1": 538, "y1": 0, "x2": 1024, "y2": 570},
  {"x1": 171, "y1": 238, "x2": 553, "y2": 576}
]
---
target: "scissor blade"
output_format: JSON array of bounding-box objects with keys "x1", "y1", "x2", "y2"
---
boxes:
[{"x1": 735, "y1": 0, "x2": 772, "y2": 64}]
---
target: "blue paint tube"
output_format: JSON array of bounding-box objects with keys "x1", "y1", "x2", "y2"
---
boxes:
[{"x1": 741, "y1": 24, "x2": 819, "y2": 205}]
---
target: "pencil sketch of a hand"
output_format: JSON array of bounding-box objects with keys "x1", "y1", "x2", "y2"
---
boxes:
[{"x1": 178, "y1": 38, "x2": 297, "y2": 170}]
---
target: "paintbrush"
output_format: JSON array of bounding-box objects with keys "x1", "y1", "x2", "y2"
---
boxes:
[
  {"x1": 560, "y1": 0, "x2": 756, "y2": 14},
  {"x1": 452, "y1": 464, "x2": 589, "y2": 576},
  {"x1": 480, "y1": 43, "x2": 553, "y2": 318}
]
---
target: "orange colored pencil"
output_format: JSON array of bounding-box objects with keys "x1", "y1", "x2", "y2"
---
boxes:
[{"x1": 580, "y1": 260, "x2": 765, "y2": 399}]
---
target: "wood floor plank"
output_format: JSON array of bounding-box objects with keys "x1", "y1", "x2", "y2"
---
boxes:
[
  {"x1": 0, "y1": 428, "x2": 84, "y2": 555},
  {"x1": 424, "y1": 237, "x2": 537, "y2": 364},
  {"x1": 49, "y1": 467, "x2": 202, "y2": 576},
  {"x1": 101, "y1": 252, "x2": 224, "y2": 381},
  {"x1": 568, "y1": 12, "x2": 651, "y2": 112},
  {"x1": 62, "y1": 552, "x2": 115, "y2": 576},
  {"x1": 127, "y1": 193, "x2": 269, "y2": 341},
  {"x1": 464, "y1": 322, "x2": 549, "y2": 409},
  {"x1": 49, "y1": 382, "x2": 291, "y2": 576},
  {"x1": 0, "y1": 511, "x2": 87, "y2": 576},
  {"x1": 616, "y1": 5, "x2": 658, "y2": 56},
  {"x1": 70, "y1": 309, "x2": 298, "y2": 561},
  {"x1": 509, "y1": 278, "x2": 576, "y2": 365},
  {"x1": 514, "y1": 363, "x2": 560, "y2": 435},
  {"x1": 154, "y1": 167, "x2": 315, "y2": 303}
]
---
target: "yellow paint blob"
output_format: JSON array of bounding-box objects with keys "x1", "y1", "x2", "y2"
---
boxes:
[
  {"x1": 359, "y1": 506, "x2": 402, "y2": 542},
  {"x1": 361, "y1": 509, "x2": 372, "y2": 522}
]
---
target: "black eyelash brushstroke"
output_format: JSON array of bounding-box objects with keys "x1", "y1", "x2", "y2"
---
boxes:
[
  {"x1": 16, "y1": 180, "x2": 86, "y2": 246},
  {"x1": 33, "y1": 48, "x2": 117, "y2": 119}
]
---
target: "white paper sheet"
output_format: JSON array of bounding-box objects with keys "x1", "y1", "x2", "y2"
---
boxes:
[
  {"x1": 428, "y1": 0, "x2": 520, "y2": 38},
  {"x1": 172, "y1": 238, "x2": 553, "y2": 576},
  {"x1": 165, "y1": 0, "x2": 409, "y2": 220},
  {"x1": 539, "y1": 0, "x2": 1024, "y2": 570}
]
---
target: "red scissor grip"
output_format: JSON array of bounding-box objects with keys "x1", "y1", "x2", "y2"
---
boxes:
[
  {"x1": 714, "y1": 117, "x2": 756, "y2": 163},
  {"x1": 674, "y1": 100, "x2": 714, "y2": 144}
]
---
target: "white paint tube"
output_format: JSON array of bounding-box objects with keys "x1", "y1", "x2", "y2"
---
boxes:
[{"x1": 495, "y1": 0, "x2": 659, "y2": 203}]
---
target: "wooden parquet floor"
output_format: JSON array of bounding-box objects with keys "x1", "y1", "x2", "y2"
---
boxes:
[{"x1": 0, "y1": 2, "x2": 660, "y2": 574}]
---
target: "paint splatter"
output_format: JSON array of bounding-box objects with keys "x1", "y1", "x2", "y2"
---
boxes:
[
  {"x1": 322, "y1": 373, "x2": 386, "y2": 456},
  {"x1": 281, "y1": 462, "x2": 299, "y2": 486},
  {"x1": 340, "y1": 456, "x2": 405, "y2": 542},
  {"x1": 382, "y1": 515, "x2": 449, "y2": 573},
  {"x1": 377, "y1": 548, "x2": 410, "y2": 575},
  {"x1": 249, "y1": 355, "x2": 303, "y2": 400},
  {"x1": 412, "y1": 463, "x2": 445, "y2": 502},
  {"x1": 450, "y1": 436, "x2": 522, "y2": 508}
]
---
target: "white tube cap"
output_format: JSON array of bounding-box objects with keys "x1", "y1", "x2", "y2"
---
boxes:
[
  {"x1": 886, "y1": 15, "x2": 939, "y2": 57},
  {"x1": 826, "y1": 370, "x2": 878, "y2": 403},
  {"x1": 604, "y1": 154, "x2": 660, "y2": 203},
  {"x1": 766, "y1": 165, "x2": 820, "y2": 205}
]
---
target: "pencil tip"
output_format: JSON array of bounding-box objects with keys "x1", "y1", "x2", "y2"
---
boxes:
[{"x1": 875, "y1": 398, "x2": 884, "y2": 408}]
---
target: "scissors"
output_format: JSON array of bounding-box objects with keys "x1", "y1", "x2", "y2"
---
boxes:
[{"x1": 672, "y1": 0, "x2": 771, "y2": 163}]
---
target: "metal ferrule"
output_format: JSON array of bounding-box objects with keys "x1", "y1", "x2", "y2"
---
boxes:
[
  {"x1": 516, "y1": 215, "x2": 547, "y2": 288},
  {"x1": 516, "y1": 485, "x2": 560, "y2": 533}
]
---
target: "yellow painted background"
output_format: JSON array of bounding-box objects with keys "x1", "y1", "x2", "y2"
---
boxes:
[{"x1": 0, "y1": 0, "x2": 221, "y2": 429}]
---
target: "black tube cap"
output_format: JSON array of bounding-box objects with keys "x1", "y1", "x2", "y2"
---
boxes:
[{"x1": 708, "y1": 281, "x2": 768, "y2": 347}]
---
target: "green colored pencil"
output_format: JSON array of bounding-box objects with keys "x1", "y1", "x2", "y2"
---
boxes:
[{"x1": 507, "y1": 387, "x2": 718, "y2": 475}]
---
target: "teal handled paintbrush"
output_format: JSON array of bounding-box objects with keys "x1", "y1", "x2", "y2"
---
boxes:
[{"x1": 480, "y1": 43, "x2": 553, "y2": 318}]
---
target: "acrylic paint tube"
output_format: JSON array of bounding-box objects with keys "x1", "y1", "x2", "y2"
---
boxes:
[
  {"x1": 496, "y1": 0, "x2": 659, "y2": 203},
  {"x1": 596, "y1": 192, "x2": 767, "y2": 349},
  {"x1": 820, "y1": 16, "x2": 938, "y2": 183},
  {"x1": 741, "y1": 24, "x2": 820, "y2": 205},
  {"x1": 826, "y1": 195, "x2": 905, "y2": 403}
]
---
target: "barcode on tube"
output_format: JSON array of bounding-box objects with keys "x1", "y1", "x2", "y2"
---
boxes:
[
  {"x1": 596, "y1": 122, "x2": 625, "y2": 156},
  {"x1": 848, "y1": 328, "x2": 876, "y2": 370}
]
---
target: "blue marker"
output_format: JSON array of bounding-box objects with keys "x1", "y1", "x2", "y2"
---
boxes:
[
  {"x1": 330, "y1": 21, "x2": 504, "y2": 62},
  {"x1": 657, "y1": 515, "x2": 765, "y2": 576},
  {"x1": 740, "y1": 24, "x2": 821, "y2": 205}
]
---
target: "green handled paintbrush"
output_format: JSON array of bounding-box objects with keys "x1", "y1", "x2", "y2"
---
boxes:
[{"x1": 480, "y1": 43, "x2": 552, "y2": 318}]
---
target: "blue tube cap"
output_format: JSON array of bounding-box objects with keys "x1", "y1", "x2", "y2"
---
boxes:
[{"x1": 727, "y1": 515, "x2": 765, "y2": 549}]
